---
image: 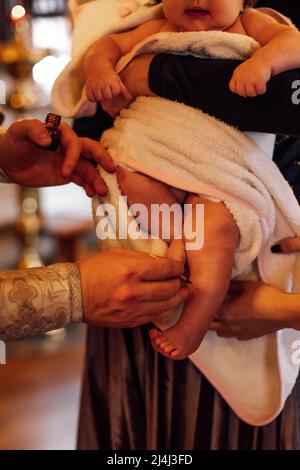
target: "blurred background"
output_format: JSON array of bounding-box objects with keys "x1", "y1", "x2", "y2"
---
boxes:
[{"x1": 0, "y1": 0, "x2": 97, "y2": 450}]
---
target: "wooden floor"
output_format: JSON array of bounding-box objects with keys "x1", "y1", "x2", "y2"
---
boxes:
[{"x1": 0, "y1": 329, "x2": 85, "y2": 450}]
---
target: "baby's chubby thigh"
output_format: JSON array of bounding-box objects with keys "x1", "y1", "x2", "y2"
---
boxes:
[{"x1": 116, "y1": 166, "x2": 186, "y2": 241}]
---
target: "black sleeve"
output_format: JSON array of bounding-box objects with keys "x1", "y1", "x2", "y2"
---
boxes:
[
  {"x1": 73, "y1": 105, "x2": 114, "y2": 141},
  {"x1": 149, "y1": 55, "x2": 300, "y2": 136}
]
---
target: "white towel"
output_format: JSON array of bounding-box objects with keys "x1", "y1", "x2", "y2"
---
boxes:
[
  {"x1": 52, "y1": 0, "x2": 300, "y2": 426},
  {"x1": 95, "y1": 94, "x2": 300, "y2": 426}
]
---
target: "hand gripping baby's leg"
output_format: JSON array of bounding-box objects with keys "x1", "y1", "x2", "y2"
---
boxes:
[{"x1": 150, "y1": 195, "x2": 239, "y2": 360}]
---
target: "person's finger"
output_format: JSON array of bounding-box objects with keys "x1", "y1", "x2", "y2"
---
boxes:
[
  {"x1": 236, "y1": 81, "x2": 247, "y2": 98},
  {"x1": 245, "y1": 83, "x2": 258, "y2": 98},
  {"x1": 209, "y1": 320, "x2": 224, "y2": 332},
  {"x1": 75, "y1": 160, "x2": 108, "y2": 196},
  {"x1": 136, "y1": 278, "x2": 182, "y2": 302},
  {"x1": 12, "y1": 119, "x2": 52, "y2": 147},
  {"x1": 84, "y1": 186, "x2": 95, "y2": 198},
  {"x1": 110, "y1": 80, "x2": 122, "y2": 97},
  {"x1": 141, "y1": 256, "x2": 185, "y2": 281},
  {"x1": 165, "y1": 239, "x2": 186, "y2": 267},
  {"x1": 103, "y1": 85, "x2": 113, "y2": 101},
  {"x1": 94, "y1": 87, "x2": 104, "y2": 103},
  {"x1": 120, "y1": 82, "x2": 133, "y2": 101},
  {"x1": 217, "y1": 330, "x2": 235, "y2": 338},
  {"x1": 60, "y1": 123, "x2": 83, "y2": 176},
  {"x1": 271, "y1": 236, "x2": 300, "y2": 254},
  {"x1": 69, "y1": 173, "x2": 84, "y2": 187},
  {"x1": 70, "y1": 174, "x2": 94, "y2": 197},
  {"x1": 140, "y1": 287, "x2": 189, "y2": 316},
  {"x1": 80, "y1": 138, "x2": 116, "y2": 173},
  {"x1": 255, "y1": 81, "x2": 267, "y2": 96},
  {"x1": 85, "y1": 86, "x2": 96, "y2": 103},
  {"x1": 236, "y1": 333, "x2": 254, "y2": 341}
]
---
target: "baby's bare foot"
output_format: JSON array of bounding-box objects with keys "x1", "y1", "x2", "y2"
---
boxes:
[
  {"x1": 149, "y1": 329, "x2": 181, "y2": 359},
  {"x1": 149, "y1": 291, "x2": 214, "y2": 360},
  {"x1": 149, "y1": 320, "x2": 205, "y2": 360}
]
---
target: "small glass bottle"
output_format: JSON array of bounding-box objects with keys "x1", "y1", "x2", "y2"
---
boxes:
[{"x1": 41, "y1": 113, "x2": 61, "y2": 151}]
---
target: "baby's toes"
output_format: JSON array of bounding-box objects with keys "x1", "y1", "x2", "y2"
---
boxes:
[
  {"x1": 154, "y1": 336, "x2": 168, "y2": 349},
  {"x1": 163, "y1": 342, "x2": 178, "y2": 355},
  {"x1": 170, "y1": 348, "x2": 183, "y2": 359},
  {"x1": 149, "y1": 328, "x2": 160, "y2": 340}
]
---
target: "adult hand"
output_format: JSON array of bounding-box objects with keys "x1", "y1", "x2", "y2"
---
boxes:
[
  {"x1": 0, "y1": 119, "x2": 115, "y2": 197},
  {"x1": 78, "y1": 240, "x2": 189, "y2": 328},
  {"x1": 210, "y1": 280, "x2": 293, "y2": 340}
]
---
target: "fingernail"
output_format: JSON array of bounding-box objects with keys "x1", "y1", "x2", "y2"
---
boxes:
[{"x1": 271, "y1": 244, "x2": 283, "y2": 254}]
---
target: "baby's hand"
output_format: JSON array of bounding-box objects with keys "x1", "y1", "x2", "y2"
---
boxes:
[
  {"x1": 101, "y1": 94, "x2": 133, "y2": 117},
  {"x1": 229, "y1": 59, "x2": 272, "y2": 98},
  {"x1": 86, "y1": 70, "x2": 133, "y2": 103}
]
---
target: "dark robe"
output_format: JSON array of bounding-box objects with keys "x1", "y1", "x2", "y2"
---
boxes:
[{"x1": 76, "y1": 0, "x2": 300, "y2": 449}]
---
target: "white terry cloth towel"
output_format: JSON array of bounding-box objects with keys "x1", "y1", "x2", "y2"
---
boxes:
[
  {"x1": 52, "y1": 1, "x2": 300, "y2": 425},
  {"x1": 94, "y1": 95, "x2": 300, "y2": 426}
]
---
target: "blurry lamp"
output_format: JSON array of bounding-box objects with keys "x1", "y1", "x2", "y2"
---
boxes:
[
  {"x1": 10, "y1": 5, "x2": 26, "y2": 22},
  {"x1": 22, "y1": 197, "x2": 38, "y2": 215},
  {"x1": 33, "y1": 54, "x2": 70, "y2": 89}
]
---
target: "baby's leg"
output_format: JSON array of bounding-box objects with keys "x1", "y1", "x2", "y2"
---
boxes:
[
  {"x1": 150, "y1": 195, "x2": 239, "y2": 360},
  {"x1": 117, "y1": 166, "x2": 186, "y2": 239},
  {"x1": 117, "y1": 167, "x2": 239, "y2": 360}
]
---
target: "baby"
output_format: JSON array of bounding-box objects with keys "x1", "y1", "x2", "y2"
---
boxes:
[{"x1": 83, "y1": 0, "x2": 300, "y2": 360}]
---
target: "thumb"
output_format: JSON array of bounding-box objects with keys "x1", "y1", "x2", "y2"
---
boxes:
[
  {"x1": 15, "y1": 119, "x2": 51, "y2": 147},
  {"x1": 166, "y1": 239, "x2": 186, "y2": 268}
]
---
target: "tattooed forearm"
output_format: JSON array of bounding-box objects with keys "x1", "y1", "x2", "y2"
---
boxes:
[{"x1": 0, "y1": 263, "x2": 83, "y2": 341}]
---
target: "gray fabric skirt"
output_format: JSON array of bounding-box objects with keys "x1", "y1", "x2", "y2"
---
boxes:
[{"x1": 77, "y1": 326, "x2": 297, "y2": 450}]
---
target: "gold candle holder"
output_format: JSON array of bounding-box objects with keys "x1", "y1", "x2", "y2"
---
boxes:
[{"x1": 17, "y1": 186, "x2": 43, "y2": 269}]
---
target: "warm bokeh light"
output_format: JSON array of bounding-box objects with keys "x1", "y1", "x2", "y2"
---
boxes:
[{"x1": 10, "y1": 5, "x2": 26, "y2": 22}]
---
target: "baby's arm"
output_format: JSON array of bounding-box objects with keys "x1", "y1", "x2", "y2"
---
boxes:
[
  {"x1": 230, "y1": 9, "x2": 300, "y2": 97},
  {"x1": 84, "y1": 19, "x2": 165, "y2": 103}
]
